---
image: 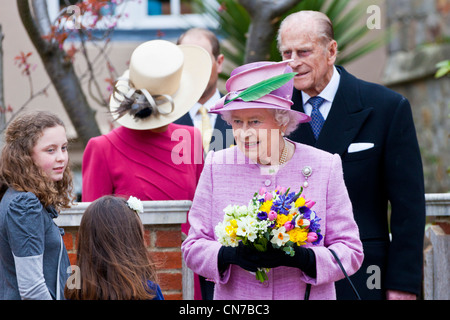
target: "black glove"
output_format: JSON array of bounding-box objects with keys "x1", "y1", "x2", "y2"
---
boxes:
[
  {"x1": 218, "y1": 242, "x2": 260, "y2": 273},
  {"x1": 218, "y1": 242, "x2": 316, "y2": 278},
  {"x1": 265, "y1": 245, "x2": 317, "y2": 278}
]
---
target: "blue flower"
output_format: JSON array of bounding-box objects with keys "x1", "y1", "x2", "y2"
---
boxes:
[
  {"x1": 299, "y1": 206, "x2": 312, "y2": 218},
  {"x1": 257, "y1": 211, "x2": 268, "y2": 220},
  {"x1": 271, "y1": 192, "x2": 296, "y2": 215},
  {"x1": 309, "y1": 215, "x2": 321, "y2": 233}
]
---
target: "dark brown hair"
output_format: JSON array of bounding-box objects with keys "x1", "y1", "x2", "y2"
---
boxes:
[
  {"x1": 64, "y1": 196, "x2": 159, "y2": 300},
  {"x1": 0, "y1": 111, "x2": 74, "y2": 209}
]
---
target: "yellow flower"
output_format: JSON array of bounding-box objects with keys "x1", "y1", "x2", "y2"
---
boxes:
[
  {"x1": 295, "y1": 197, "x2": 306, "y2": 208},
  {"x1": 230, "y1": 219, "x2": 238, "y2": 228},
  {"x1": 287, "y1": 228, "x2": 308, "y2": 246},
  {"x1": 259, "y1": 200, "x2": 273, "y2": 213},
  {"x1": 276, "y1": 213, "x2": 293, "y2": 228},
  {"x1": 225, "y1": 225, "x2": 237, "y2": 237}
]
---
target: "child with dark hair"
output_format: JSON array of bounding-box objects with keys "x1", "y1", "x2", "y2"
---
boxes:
[{"x1": 64, "y1": 195, "x2": 163, "y2": 300}]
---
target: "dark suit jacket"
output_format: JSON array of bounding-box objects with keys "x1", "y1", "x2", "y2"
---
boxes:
[
  {"x1": 174, "y1": 104, "x2": 233, "y2": 151},
  {"x1": 289, "y1": 66, "x2": 426, "y2": 300}
]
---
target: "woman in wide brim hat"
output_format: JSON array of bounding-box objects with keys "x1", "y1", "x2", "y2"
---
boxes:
[
  {"x1": 109, "y1": 39, "x2": 211, "y2": 130},
  {"x1": 82, "y1": 40, "x2": 211, "y2": 236},
  {"x1": 182, "y1": 60, "x2": 364, "y2": 300}
]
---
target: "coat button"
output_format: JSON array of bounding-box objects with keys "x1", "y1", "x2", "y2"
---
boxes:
[{"x1": 264, "y1": 179, "x2": 271, "y2": 186}]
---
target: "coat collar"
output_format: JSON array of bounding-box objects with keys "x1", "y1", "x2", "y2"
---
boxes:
[{"x1": 290, "y1": 66, "x2": 373, "y2": 156}]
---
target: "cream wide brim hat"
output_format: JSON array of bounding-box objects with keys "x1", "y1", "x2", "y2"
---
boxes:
[{"x1": 109, "y1": 40, "x2": 212, "y2": 130}]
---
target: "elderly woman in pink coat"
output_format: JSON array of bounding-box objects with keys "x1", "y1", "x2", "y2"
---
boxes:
[{"x1": 181, "y1": 60, "x2": 363, "y2": 300}]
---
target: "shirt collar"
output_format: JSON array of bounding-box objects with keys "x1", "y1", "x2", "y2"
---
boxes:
[
  {"x1": 189, "y1": 89, "x2": 221, "y2": 118},
  {"x1": 301, "y1": 66, "x2": 340, "y2": 105}
]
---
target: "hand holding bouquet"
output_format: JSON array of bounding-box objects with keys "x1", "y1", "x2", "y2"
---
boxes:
[{"x1": 215, "y1": 186, "x2": 322, "y2": 282}]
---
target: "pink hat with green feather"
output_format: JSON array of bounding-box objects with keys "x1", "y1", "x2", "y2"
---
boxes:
[{"x1": 209, "y1": 60, "x2": 311, "y2": 125}]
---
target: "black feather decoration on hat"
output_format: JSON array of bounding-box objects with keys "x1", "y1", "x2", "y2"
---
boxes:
[{"x1": 112, "y1": 90, "x2": 153, "y2": 121}]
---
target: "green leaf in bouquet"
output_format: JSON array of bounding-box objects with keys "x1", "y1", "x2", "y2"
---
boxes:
[
  {"x1": 272, "y1": 243, "x2": 281, "y2": 249},
  {"x1": 225, "y1": 72, "x2": 297, "y2": 105},
  {"x1": 283, "y1": 242, "x2": 296, "y2": 257},
  {"x1": 256, "y1": 269, "x2": 268, "y2": 283},
  {"x1": 292, "y1": 187, "x2": 304, "y2": 202},
  {"x1": 254, "y1": 237, "x2": 268, "y2": 252},
  {"x1": 253, "y1": 243, "x2": 265, "y2": 252}
]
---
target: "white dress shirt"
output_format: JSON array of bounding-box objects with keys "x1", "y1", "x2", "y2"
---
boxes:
[
  {"x1": 301, "y1": 66, "x2": 340, "y2": 120},
  {"x1": 189, "y1": 89, "x2": 220, "y2": 130}
]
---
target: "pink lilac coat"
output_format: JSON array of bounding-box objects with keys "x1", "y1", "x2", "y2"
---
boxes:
[{"x1": 181, "y1": 141, "x2": 364, "y2": 300}]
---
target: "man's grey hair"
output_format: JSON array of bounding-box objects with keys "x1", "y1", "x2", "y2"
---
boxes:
[{"x1": 277, "y1": 10, "x2": 335, "y2": 49}]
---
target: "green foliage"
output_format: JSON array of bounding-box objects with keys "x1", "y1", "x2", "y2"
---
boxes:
[
  {"x1": 193, "y1": 0, "x2": 389, "y2": 77},
  {"x1": 435, "y1": 60, "x2": 450, "y2": 78}
]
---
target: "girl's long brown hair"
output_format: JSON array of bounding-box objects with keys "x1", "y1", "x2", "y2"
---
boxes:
[
  {"x1": 64, "y1": 196, "x2": 159, "y2": 300},
  {"x1": 0, "y1": 111, "x2": 74, "y2": 209}
]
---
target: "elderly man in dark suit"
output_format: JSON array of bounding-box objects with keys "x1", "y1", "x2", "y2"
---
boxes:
[
  {"x1": 277, "y1": 11, "x2": 425, "y2": 300},
  {"x1": 175, "y1": 28, "x2": 233, "y2": 153}
]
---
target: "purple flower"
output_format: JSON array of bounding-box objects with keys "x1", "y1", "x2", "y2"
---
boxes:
[
  {"x1": 257, "y1": 211, "x2": 268, "y2": 220},
  {"x1": 299, "y1": 206, "x2": 312, "y2": 218},
  {"x1": 309, "y1": 216, "x2": 321, "y2": 232},
  {"x1": 271, "y1": 192, "x2": 296, "y2": 215}
]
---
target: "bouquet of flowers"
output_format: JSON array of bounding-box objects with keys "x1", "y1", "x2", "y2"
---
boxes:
[{"x1": 215, "y1": 186, "x2": 322, "y2": 282}]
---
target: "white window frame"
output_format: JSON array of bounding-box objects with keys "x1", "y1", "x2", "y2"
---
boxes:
[{"x1": 47, "y1": 0, "x2": 218, "y2": 30}]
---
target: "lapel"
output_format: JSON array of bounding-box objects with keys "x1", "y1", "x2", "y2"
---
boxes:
[
  {"x1": 213, "y1": 110, "x2": 233, "y2": 149},
  {"x1": 173, "y1": 113, "x2": 194, "y2": 126},
  {"x1": 290, "y1": 66, "x2": 373, "y2": 156},
  {"x1": 214, "y1": 115, "x2": 229, "y2": 131},
  {"x1": 291, "y1": 88, "x2": 316, "y2": 145},
  {"x1": 174, "y1": 93, "x2": 233, "y2": 150}
]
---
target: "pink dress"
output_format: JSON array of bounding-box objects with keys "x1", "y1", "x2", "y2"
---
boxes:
[{"x1": 81, "y1": 123, "x2": 204, "y2": 234}]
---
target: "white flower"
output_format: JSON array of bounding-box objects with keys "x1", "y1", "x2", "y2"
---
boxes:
[
  {"x1": 223, "y1": 204, "x2": 235, "y2": 216},
  {"x1": 127, "y1": 196, "x2": 143, "y2": 214},
  {"x1": 293, "y1": 214, "x2": 310, "y2": 228},
  {"x1": 236, "y1": 215, "x2": 258, "y2": 242},
  {"x1": 236, "y1": 205, "x2": 250, "y2": 217},
  {"x1": 271, "y1": 226, "x2": 290, "y2": 247},
  {"x1": 288, "y1": 205, "x2": 298, "y2": 216}
]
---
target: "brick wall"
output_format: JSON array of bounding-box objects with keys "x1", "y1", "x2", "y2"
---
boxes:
[
  {"x1": 57, "y1": 200, "x2": 191, "y2": 300},
  {"x1": 63, "y1": 224, "x2": 184, "y2": 300}
]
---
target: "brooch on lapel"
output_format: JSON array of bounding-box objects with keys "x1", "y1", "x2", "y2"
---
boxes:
[{"x1": 302, "y1": 166, "x2": 312, "y2": 188}]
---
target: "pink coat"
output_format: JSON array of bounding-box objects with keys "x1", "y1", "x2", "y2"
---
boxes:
[
  {"x1": 82, "y1": 124, "x2": 204, "y2": 234},
  {"x1": 181, "y1": 142, "x2": 364, "y2": 300}
]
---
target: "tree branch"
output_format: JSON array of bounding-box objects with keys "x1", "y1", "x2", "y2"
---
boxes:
[
  {"x1": 16, "y1": 0, "x2": 51, "y2": 54},
  {"x1": 16, "y1": 0, "x2": 101, "y2": 145},
  {"x1": 31, "y1": 0, "x2": 52, "y2": 37},
  {"x1": 238, "y1": 0, "x2": 301, "y2": 63},
  {"x1": 270, "y1": 0, "x2": 301, "y2": 17}
]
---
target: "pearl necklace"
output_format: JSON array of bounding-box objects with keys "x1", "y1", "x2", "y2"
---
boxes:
[{"x1": 279, "y1": 141, "x2": 288, "y2": 165}]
